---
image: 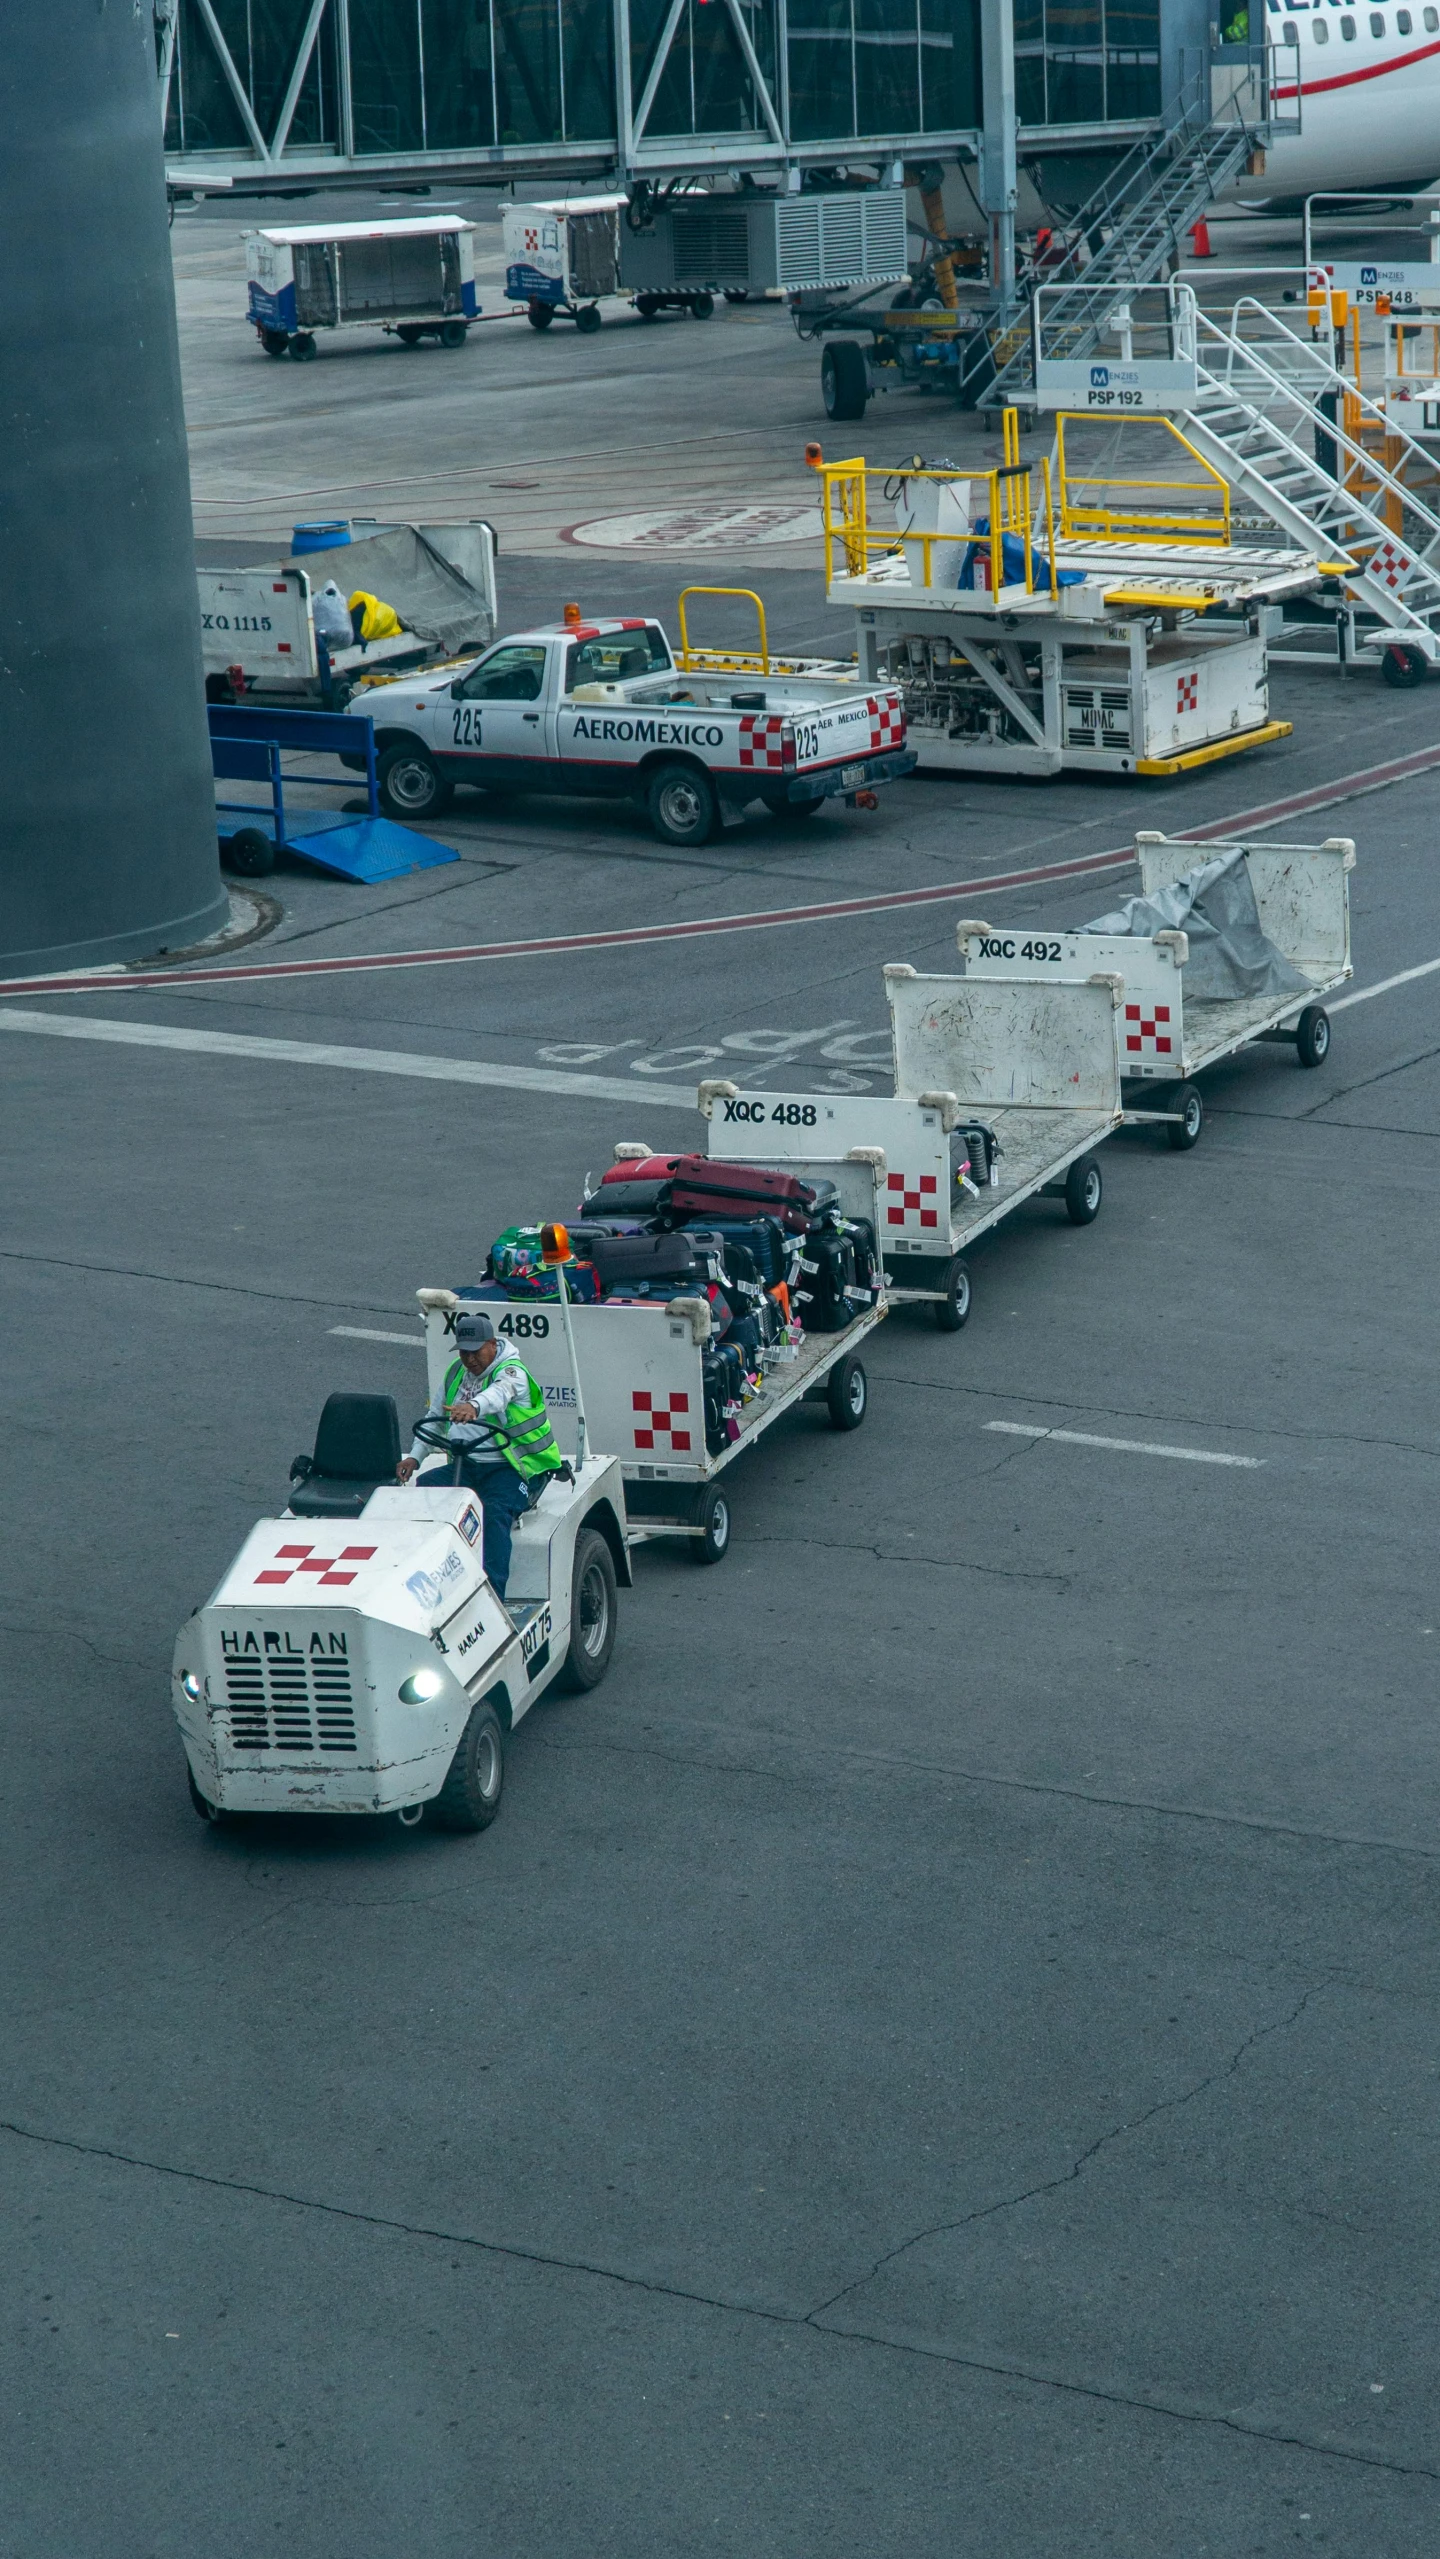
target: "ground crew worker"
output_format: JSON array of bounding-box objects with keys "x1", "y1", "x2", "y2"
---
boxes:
[{"x1": 397, "y1": 1311, "x2": 566, "y2": 1597}]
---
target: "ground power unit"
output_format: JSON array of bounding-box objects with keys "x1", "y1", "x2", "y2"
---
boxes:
[
  {"x1": 619, "y1": 191, "x2": 909, "y2": 301},
  {"x1": 246, "y1": 218, "x2": 478, "y2": 359}
]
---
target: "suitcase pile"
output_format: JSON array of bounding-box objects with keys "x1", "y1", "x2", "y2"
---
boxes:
[{"x1": 473, "y1": 1150, "x2": 882, "y2": 1457}]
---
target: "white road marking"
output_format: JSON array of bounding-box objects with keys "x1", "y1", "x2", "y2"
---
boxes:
[
  {"x1": 985, "y1": 1421, "x2": 1264, "y2": 1468},
  {"x1": 329, "y1": 1326, "x2": 426, "y2": 1348},
  {"x1": 0, "y1": 1010, "x2": 699, "y2": 1110},
  {"x1": 1331, "y1": 955, "x2": 1440, "y2": 1011}
]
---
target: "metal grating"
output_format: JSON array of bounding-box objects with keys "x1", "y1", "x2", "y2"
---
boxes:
[
  {"x1": 222, "y1": 1639, "x2": 358, "y2": 1753},
  {"x1": 1064, "y1": 684, "x2": 1132, "y2": 749}
]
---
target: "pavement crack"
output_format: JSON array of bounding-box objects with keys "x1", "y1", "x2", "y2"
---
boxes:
[
  {"x1": 0, "y1": 1246, "x2": 412, "y2": 1317},
  {"x1": 760, "y1": 1529, "x2": 1069, "y2": 1585},
  {"x1": 803, "y1": 1979, "x2": 1332, "y2": 2325},
  {"x1": 3, "y1": 2082, "x2": 1434, "y2": 2485}
]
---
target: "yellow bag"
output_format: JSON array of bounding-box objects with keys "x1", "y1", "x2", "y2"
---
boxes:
[{"x1": 347, "y1": 589, "x2": 404, "y2": 642}]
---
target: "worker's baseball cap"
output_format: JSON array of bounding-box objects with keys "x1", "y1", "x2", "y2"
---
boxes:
[{"x1": 453, "y1": 1312, "x2": 497, "y2": 1348}]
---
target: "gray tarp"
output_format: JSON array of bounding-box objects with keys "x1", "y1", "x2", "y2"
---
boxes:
[
  {"x1": 284, "y1": 525, "x2": 491, "y2": 657},
  {"x1": 1086, "y1": 849, "x2": 1311, "y2": 1003}
]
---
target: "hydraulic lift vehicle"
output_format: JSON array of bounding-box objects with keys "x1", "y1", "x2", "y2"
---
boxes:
[
  {"x1": 171, "y1": 1312, "x2": 632, "y2": 1835},
  {"x1": 956, "y1": 830, "x2": 1356, "y2": 1145},
  {"x1": 804, "y1": 419, "x2": 1325, "y2": 781},
  {"x1": 360, "y1": 604, "x2": 914, "y2": 842},
  {"x1": 701, "y1": 956, "x2": 1128, "y2": 1330}
]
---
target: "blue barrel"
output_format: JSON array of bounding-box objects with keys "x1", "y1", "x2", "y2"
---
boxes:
[{"x1": 292, "y1": 520, "x2": 350, "y2": 553}]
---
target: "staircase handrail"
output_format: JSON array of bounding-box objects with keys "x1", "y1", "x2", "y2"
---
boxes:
[{"x1": 1196, "y1": 299, "x2": 1440, "y2": 558}]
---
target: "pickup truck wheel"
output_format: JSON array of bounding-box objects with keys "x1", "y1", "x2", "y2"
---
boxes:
[
  {"x1": 692, "y1": 1486, "x2": 731, "y2": 1565},
  {"x1": 1295, "y1": 1004, "x2": 1331, "y2": 1068},
  {"x1": 428, "y1": 1699, "x2": 505, "y2": 1832},
  {"x1": 764, "y1": 794, "x2": 822, "y2": 821},
  {"x1": 826, "y1": 1354, "x2": 868, "y2": 1429},
  {"x1": 527, "y1": 300, "x2": 555, "y2": 330},
  {"x1": 378, "y1": 742, "x2": 454, "y2": 819},
  {"x1": 557, "y1": 1529, "x2": 618, "y2": 1688},
  {"x1": 1064, "y1": 1155, "x2": 1103, "y2": 1224},
  {"x1": 646, "y1": 760, "x2": 718, "y2": 846},
  {"x1": 822, "y1": 340, "x2": 868, "y2": 420},
  {"x1": 223, "y1": 827, "x2": 276, "y2": 877}
]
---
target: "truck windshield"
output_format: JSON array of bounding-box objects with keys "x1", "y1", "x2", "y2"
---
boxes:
[
  {"x1": 565, "y1": 626, "x2": 672, "y2": 690},
  {"x1": 456, "y1": 644, "x2": 548, "y2": 701}
]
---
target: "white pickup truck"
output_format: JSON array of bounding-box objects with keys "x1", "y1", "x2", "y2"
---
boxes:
[{"x1": 362, "y1": 614, "x2": 916, "y2": 843}]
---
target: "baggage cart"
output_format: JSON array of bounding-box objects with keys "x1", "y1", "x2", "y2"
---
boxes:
[
  {"x1": 955, "y1": 830, "x2": 1355, "y2": 1147},
  {"x1": 700, "y1": 959, "x2": 1126, "y2": 1329},
  {"x1": 245, "y1": 219, "x2": 478, "y2": 360},
  {"x1": 503, "y1": 196, "x2": 626, "y2": 330},
  {"x1": 417, "y1": 1152, "x2": 889, "y2": 1566}
]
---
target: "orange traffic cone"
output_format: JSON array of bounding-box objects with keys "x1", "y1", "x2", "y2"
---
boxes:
[{"x1": 1190, "y1": 219, "x2": 1214, "y2": 259}]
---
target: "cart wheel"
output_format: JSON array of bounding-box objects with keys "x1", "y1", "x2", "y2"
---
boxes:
[
  {"x1": 635, "y1": 293, "x2": 660, "y2": 320},
  {"x1": 289, "y1": 333, "x2": 317, "y2": 361},
  {"x1": 1064, "y1": 1155, "x2": 1103, "y2": 1224},
  {"x1": 822, "y1": 340, "x2": 868, "y2": 420},
  {"x1": 427, "y1": 1698, "x2": 505, "y2": 1833},
  {"x1": 646, "y1": 758, "x2": 719, "y2": 846},
  {"x1": 1295, "y1": 1004, "x2": 1331, "y2": 1068},
  {"x1": 557, "y1": 1529, "x2": 618, "y2": 1684},
  {"x1": 1382, "y1": 643, "x2": 1427, "y2": 687},
  {"x1": 574, "y1": 303, "x2": 603, "y2": 334},
  {"x1": 378, "y1": 741, "x2": 454, "y2": 819},
  {"x1": 826, "y1": 1355, "x2": 868, "y2": 1429},
  {"x1": 187, "y1": 1765, "x2": 233, "y2": 1826},
  {"x1": 397, "y1": 324, "x2": 424, "y2": 346},
  {"x1": 689, "y1": 292, "x2": 715, "y2": 319},
  {"x1": 935, "y1": 1256, "x2": 971, "y2": 1331},
  {"x1": 1166, "y1": 1083, "x2": 1204, "y2": 1150},
  {"x1": 527, "y1": 300, "x2": 555, "y2": 330},
  {"x1": 439, "y1": 320, "x2": 469, "y2": 348},
  {"x1": 223, "y1": 827, "x2": 275, "y2": 877},
  {"x1": 261, "y1": 327, "x2": 290, "y2": 358},
  {"x1": 692, "y1": 1486, "x2": 732, "y2": 1566}
]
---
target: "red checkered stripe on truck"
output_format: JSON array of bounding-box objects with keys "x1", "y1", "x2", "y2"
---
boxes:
[
  {"x1": 886, "y1": 1170, "x2": 940, "y2": 1232},
  {"x1": 737, "y1": 716, "x2": 787, "y2": 772},
  {"x1": 868, "y1": 695, "x2": 905, "y2": 752}
]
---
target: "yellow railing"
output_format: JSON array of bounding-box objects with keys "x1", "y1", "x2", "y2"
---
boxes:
[
  {"x1": 804, "y1": 414, "x2": 1041, "y2": 597},
  {"x1": 1054, "y1": 412, "x2": 1231, "y2": 546},
  {"x1": 675, "y1": 586, "x2": 772, "y2": 674}
]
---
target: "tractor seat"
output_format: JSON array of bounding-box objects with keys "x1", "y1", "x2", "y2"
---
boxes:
[{"x1": 289, "y1": 1393, "x2": 402, "y2": 1519}]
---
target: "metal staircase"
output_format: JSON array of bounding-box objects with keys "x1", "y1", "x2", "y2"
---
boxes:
[
  {"x1": 1184, "y1": 301, "x2": 1440, "y2": 658},
  {"x1": 979, "y1": 66, "x2": 1265, "y2": 407}
]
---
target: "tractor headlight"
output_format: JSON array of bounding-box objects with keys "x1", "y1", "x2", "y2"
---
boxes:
[
  {"x1": 399, "y1": 1667, "x2": 446, "y2": 1705},
  {"x1": 179, "y1": 1671, "x2": 202, "y2": 1702}
]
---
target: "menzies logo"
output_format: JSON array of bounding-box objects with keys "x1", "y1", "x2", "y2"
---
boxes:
[
  {"x1": 1090, "y1": 365, "x2": 1110, "y2": 387},
  {"x1": 1361, "y1": 266, "x2": 1378, "y2": 287}
]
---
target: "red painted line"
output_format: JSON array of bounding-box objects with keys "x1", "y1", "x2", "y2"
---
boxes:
[{"x1": 4, "y1": 741, "x2": 1434, "y2": 1005}]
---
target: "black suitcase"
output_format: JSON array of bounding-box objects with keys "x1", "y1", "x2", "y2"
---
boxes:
[
  {"x1": 683, "y1": 1213, "x2": 793, "y2": 1289},
  {"x1": 577, "y1": 1177, "x2": 671, "y2": 1218},
  {"x1": 584, "y1": 1231, "x2": 700, "y2": 1291},
  {"x1": 794, "y1": 1230, "x2": 856, "y2": 1332}
]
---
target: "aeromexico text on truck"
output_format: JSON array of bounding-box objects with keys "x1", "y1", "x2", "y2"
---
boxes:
[{"x1": 570, "y1": 716, "x2": 726, "y2": 747}]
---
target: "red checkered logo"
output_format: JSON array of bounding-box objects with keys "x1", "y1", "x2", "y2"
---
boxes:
[
  {"x1": 524, "y1": 226, "x2": 539, "y2": 251},
  {"x1": 1123, "y1": 1002, "x2": 1173, "y2": 1057},
  {"x1": 737, "y1": 714, "x2": 787, "y2": 771},
  {"x1": 1176, "y1": 672, "x2": 1199, "y2": 713},
  {"x1": 868, "y1": 693, "x2": 906, "y2": 754},
  {"x1": 632, "y1": 1390, "x2": 692, "y2": 1453},
  {"x1": 254, "y1": 1543, "x2": 377, "y2": 1588},
  {"x1": 886, "y1": 1169, "x2": 939, "y2": 1230},
  {"x1": 1370, "y1": 539, "x2": 1416, "y2": 592}
]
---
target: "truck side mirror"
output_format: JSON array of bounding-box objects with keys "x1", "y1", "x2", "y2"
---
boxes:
[{"x1": 449, "y1": 677, "x2": 465, "y2": 698}]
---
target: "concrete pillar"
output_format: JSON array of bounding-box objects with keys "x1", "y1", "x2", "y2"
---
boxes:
[{"x1": 0, "y1": 0, "x2": 226, "y2": 976}]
